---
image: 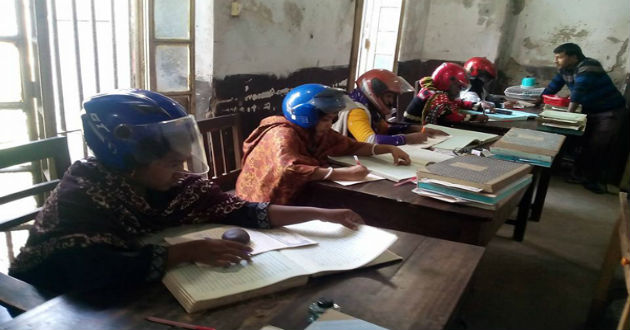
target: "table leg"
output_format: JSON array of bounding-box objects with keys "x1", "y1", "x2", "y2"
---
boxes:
[
  {"x1": 530, "y1": 168, "x2": 551, "y2": 222},
  {"x1": 513, "y1": 174, "x2": 536, "y2": 241}
]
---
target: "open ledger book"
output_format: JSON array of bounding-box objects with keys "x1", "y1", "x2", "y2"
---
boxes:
[
  {"x1": 161, "y1": 221, "x2": 399, "y2": 313},
  {"x1": 424, "y1": 124, "x2": 499, "y2": 151},
  {"x1": 329, "y1": 147, "x2": 453, "y2": 182}
]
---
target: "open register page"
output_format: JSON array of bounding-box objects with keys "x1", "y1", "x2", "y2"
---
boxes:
[{"x1": 161, "y1": 221, "x2": 399, "y2": 313}]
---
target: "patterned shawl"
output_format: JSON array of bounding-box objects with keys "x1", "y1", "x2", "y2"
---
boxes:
[
  {"x1": 236, "y1": 116, "x2": 366, "y2": 204},
  {"x1": 10, "y1": 158, "x2": 247, "y2": 272}
]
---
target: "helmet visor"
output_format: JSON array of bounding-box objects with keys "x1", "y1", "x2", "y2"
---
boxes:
[
  {"x1": 309, "y1": 88, "x2": 356, "y2": 114},
  {"x1": 132, "y1": 115, "x2": 209, "y2": 175},
  {"x1": 389, "y1": 76, "x2": 415, "y2": 93}
]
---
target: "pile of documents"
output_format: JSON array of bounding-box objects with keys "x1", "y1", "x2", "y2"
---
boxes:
[
  {"x1": 414, "y1": 155, "x2": 532, "y2": 210},
  {"x1": 537, "y1": 110, "x2": 587, "y2": 134},
  {"x1": 490, "y1": 128, "x2": 565, "y2": 167}
]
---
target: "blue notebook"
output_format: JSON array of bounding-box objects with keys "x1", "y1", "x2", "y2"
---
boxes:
[{"x1": 418, "y1": 174, "x2": 533, "y2": 205}]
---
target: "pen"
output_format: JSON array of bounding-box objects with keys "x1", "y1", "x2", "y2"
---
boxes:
[
  {"x1": 146, "y1": 316, "x2": 216, "y2": 330},
  {"x1": 353, "y1": 155, "x2": 361, "y2": 165}
]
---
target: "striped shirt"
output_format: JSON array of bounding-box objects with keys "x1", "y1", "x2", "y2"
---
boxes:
[{"x1": 542, "y1": 58, "x2": 625, "y2": 114}]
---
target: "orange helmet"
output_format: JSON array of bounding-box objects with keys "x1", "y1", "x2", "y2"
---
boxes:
[
  {"x1": 463, "y1": 57, "x2": 496, "y2": 79},
  {"x1": 356, "y1": 69, "x2": 414, "y2": 115},
  {"x1": 431, "y1": 62, "x2": 470, "y2": 92}
]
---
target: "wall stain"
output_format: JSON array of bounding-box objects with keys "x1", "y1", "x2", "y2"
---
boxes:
[
  {"x1": 549, "y1": 26, "x2": 589, "y2": 44},
  {"x1": 511, "y1": 0, "x2": 525, "y2": 15},
  {"x1": 609, "y1": 38, "x2": 629, "y2": 74},
  {"x1": 251, "y1": 1, "x2": 273, "y2": 23},
  {"x1": 463, "y1": 0, "x2": 473, "y2": 9},
  {"x1": 522, "y1": 37, "x2": 537, "y2": 49},
  {"x1": 283, "y1": 2, "x2": 303, "y2": 29},
  {"x1": 607, "y1": 36, "x2": 621, "y2": 43},
  {"x1": 477, "y1": 1, "x2": 496, "y2": 27}
]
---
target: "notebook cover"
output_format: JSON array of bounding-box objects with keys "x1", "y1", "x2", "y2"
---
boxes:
[
  {"x1": 418, "y1": 155, "x2": 531, "y2": 192},
  {"x1": 490, "y1": 128, "x2": 565, "y2": 157}
]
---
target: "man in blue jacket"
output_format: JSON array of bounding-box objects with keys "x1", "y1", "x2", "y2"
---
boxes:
[{"x1": 542, "y1": 43, "x2": 627, "y2": 194}]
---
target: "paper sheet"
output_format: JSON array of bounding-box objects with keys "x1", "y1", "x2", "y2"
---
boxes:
[
  {"x1": 282, "y1": 221, "x2": 398, "y2": 274},
  {"x1": 334, "y1": 173, "x2": 385, "y2": 186},
  {"x1": 165, "y1": 227, "x2": 317, "y2": 255},
  {"x1": 419, "y1": 178, "x2": 484, "y2": 192}
]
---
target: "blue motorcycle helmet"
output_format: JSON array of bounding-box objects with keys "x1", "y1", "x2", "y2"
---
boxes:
[
  {"x1": 282, "y1": 83, "x2": 355, "y2": 128},
  {"x1": 82, "y1": 89, "x2": 209, "y2": 174}
]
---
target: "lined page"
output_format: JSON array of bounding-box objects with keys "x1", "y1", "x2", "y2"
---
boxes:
[
  {"x1": 163, "y1": 251, "x2": 307, "y2": 302},
  {"x1": 281, "y1": 221, "x2": 398, "y2": 274}
]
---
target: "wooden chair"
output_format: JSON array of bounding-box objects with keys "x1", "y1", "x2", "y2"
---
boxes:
[
  {"x1": 587, "y1": 192, "x2": 630, "y2": 329},
  {"x1": 197, "y1": 113, "x2": 244, "y2": 191},
  {"x1": 0, "y1": 136, "x2": 69, "y2": 315}
]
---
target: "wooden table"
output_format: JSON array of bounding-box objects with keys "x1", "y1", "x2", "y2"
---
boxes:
[
  {"x1": 300, "y1": 179, "x2": 526, "y2": 246},
  {"x1": 0, "y1": 231, "x2": 484, "y2": 330}
]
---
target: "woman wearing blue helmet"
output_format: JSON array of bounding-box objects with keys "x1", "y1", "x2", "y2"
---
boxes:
[
  {"x1": 237, "y1": 84, "x2": 410, "y2": 204},
  {"x1": 9, "y1": 89, "x2": 365, "y2": 294}
]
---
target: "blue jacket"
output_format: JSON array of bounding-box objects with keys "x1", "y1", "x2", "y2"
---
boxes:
[{"x1": 542, "y1": 58, "x2": 625, "y2": 114}]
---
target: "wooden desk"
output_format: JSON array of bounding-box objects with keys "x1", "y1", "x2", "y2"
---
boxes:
[
  {"x1": 451, "y1": 112, "x2": 564, "y2": 241},
  {"x1": 452, "y1": 108, "x2": 540, "y2": 135},
  {"x1": 300, "y1": 179, "x2": 526, "y2": 246},
  {"x1": 0, "y1": 231, "x2": 484, "y2": 330}
]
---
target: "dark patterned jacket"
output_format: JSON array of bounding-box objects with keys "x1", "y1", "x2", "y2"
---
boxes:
[{"x1": 10, "y1": 158, "x2": 270, "y2": 294}]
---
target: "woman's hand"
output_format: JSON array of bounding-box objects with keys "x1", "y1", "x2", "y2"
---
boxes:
[
  {"x1": 386, "y1": 145, "x2": 411, "y2": 165},
  {"x1": 168, "y1": 239, "x2": 253, "y2": 268},
  {"x1": 405, "y1": 132, "x2": 428, "y2": 144},
  {"x1": 480, "y1": 101, "x2": 495, "y2": 113},
  {"x1": 317, "y1": 208, "x2": 365, "y2": 230},
  {"x1": 423, "y1": 127, "x2": 448, "y2": 136},
  {"x1": 342, "y1": 165, "x2": 370, "y2": 180},
  {"x1": 474, "y1": 114, "x2": 489, "y2": 123}
]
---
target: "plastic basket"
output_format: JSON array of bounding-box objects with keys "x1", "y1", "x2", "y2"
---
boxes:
[{"x1": 504, "y1": 86, "x2": 545, "y2": 101}]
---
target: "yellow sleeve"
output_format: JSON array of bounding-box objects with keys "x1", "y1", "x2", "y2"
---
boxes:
[{"x1": 347, "y1": 108, "x2": 375, "y2": 142}]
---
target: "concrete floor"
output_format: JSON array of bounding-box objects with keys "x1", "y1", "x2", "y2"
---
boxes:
[{"x1": 454, "y1": 176, "x2": 623, "y2": 330}]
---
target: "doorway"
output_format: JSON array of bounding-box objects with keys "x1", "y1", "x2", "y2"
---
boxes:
[{"x1": 355, "y1": 0, "x2": 404, "y2": 79}]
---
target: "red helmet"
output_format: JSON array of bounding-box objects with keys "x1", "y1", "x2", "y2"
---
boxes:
[
  {"x1": 463, "y1": 57, "x2": 496, "y2": 79},
  {"x1": 356, "y1": 69, "x2": 414, "y2": 116},
  {"x1": 431, "y1": 62, "x2": 470, "y2": 92}
]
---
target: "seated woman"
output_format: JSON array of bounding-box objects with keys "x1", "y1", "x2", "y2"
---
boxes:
[
  {"x1": 236, "y1": 83, "x2": 411, "y2": 205},
  {"x1": 333, "y1": 69, "x2": 446, "y2": 146},
  {"x1": 404, "y1": 62, "x2": 490, "y2": 125},
  {"x1": 9, "y1": 89, "x2": 365, "y2": 294}
]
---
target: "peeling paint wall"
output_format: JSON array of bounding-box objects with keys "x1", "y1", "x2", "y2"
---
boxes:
[
  {"x1": 213, "y1": 0, "x2": 354, "y2": 78},
  {"x1": 199, "y1": 0, "x2": 355, "y2": 133},
  {"x1": 399, "y1": 0, "x2": 509, "y2": 63},
  {"x1": 397, "y1": 0, "x2": 629, "y2": 94},
  {"x1": 506, "y1": 0, "x2": 630, "y2": 89}
]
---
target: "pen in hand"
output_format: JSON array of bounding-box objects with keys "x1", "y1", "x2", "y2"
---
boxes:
[{"x1": 353, "y1": 155, "x2": 361, "y2": 166}]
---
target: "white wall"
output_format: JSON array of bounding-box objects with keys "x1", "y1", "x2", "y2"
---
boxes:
[
  {"x1": 398, "y1": 0, "x2": 629, "y2": 89},
  {"x1": 399, "y1": 0, "x2": 509, "y2": 63},
  {"x1": 507, "y1": 0, "x2": 629, "y2": 87},
  {"x1": 212, "y1": 0, "x2": 355, "y2": 78}
]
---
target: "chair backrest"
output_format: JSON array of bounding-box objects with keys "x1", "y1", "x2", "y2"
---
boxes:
[
  {"x1": 0, "y1": 136, "x2": 68, "y2": 315},
  {"x1": 197, "y1": 113, "x2": 243, "y2": 191},
  {"x1": 0, "y1": 136, "x2": 71, "y2": 231}
]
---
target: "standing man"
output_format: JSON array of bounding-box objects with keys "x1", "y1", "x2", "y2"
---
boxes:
[{"x1": 542, "y1": 43, "x2": 626, "y2": 193}]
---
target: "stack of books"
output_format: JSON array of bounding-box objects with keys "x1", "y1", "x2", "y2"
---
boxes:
[
  {"x1": 489, "y1": 128, "x2": 565, "y2": 167},
  {"x1": 537, "y1": 110, "x2": 587, "y2": 135},
  {"x1": 415, "y1": 155, "x2": 532, "y2": 210}
]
